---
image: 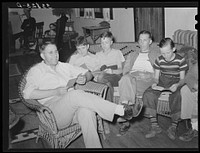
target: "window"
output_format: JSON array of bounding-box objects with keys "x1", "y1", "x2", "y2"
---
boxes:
[{"x1": 79, "y1": 8, "x2": 113, "y2": 19}]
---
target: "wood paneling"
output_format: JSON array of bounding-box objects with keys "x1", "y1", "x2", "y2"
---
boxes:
[{"x1": 134, "y1": 8, "x2": 164, "y2": 42}]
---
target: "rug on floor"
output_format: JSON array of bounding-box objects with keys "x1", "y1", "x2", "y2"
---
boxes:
[
  {"x1": 11, "y1": 128, "x2": 38, "y2": 144},
  {"x1": 9, "y1": 64, "x2": 21, "y2": 77}
]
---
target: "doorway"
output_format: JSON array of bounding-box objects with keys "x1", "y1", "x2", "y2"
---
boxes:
[{"x1": 134, "y1": 7, "x2": 165, "y2": 42}]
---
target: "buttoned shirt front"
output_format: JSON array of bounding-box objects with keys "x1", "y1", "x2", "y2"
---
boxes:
[{"x1": 23, "y1": 61, "x2": 88, "y2": 104}]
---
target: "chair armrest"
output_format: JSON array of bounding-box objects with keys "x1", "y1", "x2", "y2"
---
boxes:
[{"x1": 23, "y1": 99, "x2": 59, "y2": 134}]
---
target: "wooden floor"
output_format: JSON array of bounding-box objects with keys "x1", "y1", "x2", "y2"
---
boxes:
[{"x1": 7, "y1": 46, "x2": 199, "y2": 151}]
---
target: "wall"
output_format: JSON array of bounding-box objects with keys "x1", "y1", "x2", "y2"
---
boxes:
[
  {"x1": 31, "y1": 9, "x2": 59, "y2": 32},
  {"x1": 8, "y1": 8, "x2": 59, "y2": 32},
  {"x1": 8, "y1": 7, "x2": 197, "y2": 47},
  {"x1": 71, "y1": 8, "x2": 135, "y2": 43},
  {"x1": 165, "y1": 7, "x2": 197, "y2": 38}
]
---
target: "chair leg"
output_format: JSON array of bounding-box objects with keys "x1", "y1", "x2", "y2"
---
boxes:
[
  {"x1": 97, "y1": 115, "x2": 106, "y2": 140},
  {"x1": 103, "y1": 120, "x2": 110, "y2": 134}
]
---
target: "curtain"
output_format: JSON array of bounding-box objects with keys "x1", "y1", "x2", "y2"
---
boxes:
[
  {"x1": 75, "y1": 8, "x2": 80, "y2": 17},
  {"x1": 84, "y1": 8, "x2": 95, "y2": 19}
]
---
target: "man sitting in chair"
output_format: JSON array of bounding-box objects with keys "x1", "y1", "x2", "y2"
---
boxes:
[{"x1": 22, "y1": 41, "x2": 143, "y2": 148}]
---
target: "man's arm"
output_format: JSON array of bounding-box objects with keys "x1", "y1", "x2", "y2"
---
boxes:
[{"x1": 29, "y1": 87, "x2": 68, "y2": 100}]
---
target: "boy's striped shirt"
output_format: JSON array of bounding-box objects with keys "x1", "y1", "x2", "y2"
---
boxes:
[{"x1": 153, "y1": 54, "x2": 188, "y2": 77}]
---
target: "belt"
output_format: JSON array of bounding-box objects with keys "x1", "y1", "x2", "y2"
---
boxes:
[{"x1": 161, "y1": 73, "x2": 179, "y2": 79}]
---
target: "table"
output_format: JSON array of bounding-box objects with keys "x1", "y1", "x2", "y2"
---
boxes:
[
  {"x1": 63, "y1": 31, "x2": 78, "y2": 49},
  {"x1": 82, "y1": 26, "x2": 110, "y2": 44}
]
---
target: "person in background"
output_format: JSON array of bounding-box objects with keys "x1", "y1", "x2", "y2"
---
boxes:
[
  {"x1": 13, "y1": 8, "x2": 36, "y2": 50},
  {"x1": 179, "y1": 61, "x2": 198, "y2": 141},
  {"x1": 143, "y1": 37, "x2": 188, "y2": 140},
  {"x1": 55, "y1": 12, "x2": 68, "y2": 51},
  {"x1": 44, "y1": 23, "x2": 56, "y2": 38},
  {"x1": 22, "y1": 41, "x2": 141, "y2": 148},
  {"x1": 117, "y1": 30, "x2": 160, "y2": 135},
  {"x1": 20, "y1": 8, "x2": 36, "y2": 49}
]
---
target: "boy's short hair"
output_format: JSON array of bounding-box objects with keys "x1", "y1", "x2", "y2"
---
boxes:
[
  {"x1": 159, "y1": 37, "x2": 175, "y2": 49},
  {"x1": 75, "y1": 36, "x2": 89, "y2": 47},
  {"x1": 100, "y1": 31, "x2": 114, "y2": 41},
  {"x1": 138, "y1": 30, "x2": 153, "y2": 40}
]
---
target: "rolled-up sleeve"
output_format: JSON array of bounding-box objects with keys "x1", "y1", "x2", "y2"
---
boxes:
[{"x1": 23, "y1": 67, "x2": 42, "y2": 99}]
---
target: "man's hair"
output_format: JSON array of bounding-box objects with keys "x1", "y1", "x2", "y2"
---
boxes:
[
  {"x1": 138, "y1": 30, "x2": 153, "y2": 41},
  {"x1": 39, "y1": 41, "x2": 56, "y2": 53},
  {"x1": 75, "y1": 36, "x2": 89, "y2": 47},
  {"x1": 100, "y1": 31, "x2": 114, "y2": 41},
  {"x1": 158, "y1": 37, "x2": 175, "y2": 49}
]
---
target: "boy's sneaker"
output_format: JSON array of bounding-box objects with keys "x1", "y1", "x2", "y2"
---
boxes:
[
  {"x1": 145, "y1": 126, "x2": 162, "y2": 138},
  {"x1": 167, "y1": 126, "x2": 176, "y2": 140},
  {"x1": 179, "y1": 129, "x2": 198, "y2": 141}
]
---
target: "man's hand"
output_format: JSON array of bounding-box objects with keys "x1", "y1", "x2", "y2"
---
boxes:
[
  {"x1": 76, "y1": 74, "x2": 86, "y2": 85},
  {"x1": 191, "y1": 83, "x2": 198, "y2": 92}
]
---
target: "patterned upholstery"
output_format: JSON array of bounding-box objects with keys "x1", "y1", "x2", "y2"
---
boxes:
[
  {"x1": 89, "y1": 33, "x2": 197, "y2": 118},
  {"x1": 89, "y1": 42, "x2": 140, "y2": 60},
  {"x1": 18, "y1": 64, "x2": 108, "y2": 148}
]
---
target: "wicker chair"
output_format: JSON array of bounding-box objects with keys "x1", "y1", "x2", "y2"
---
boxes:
[{"x1": 18, "y1": 65, "x2": 108, "y2": 148}]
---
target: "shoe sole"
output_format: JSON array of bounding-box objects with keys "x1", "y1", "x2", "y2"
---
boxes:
[
  {"x1": 179, "y1": 132, "x2": 198, "y2": 141},
  {"x1": 132, "y1": 101, "x2": 143, "y2": 117},
  {"x1": 167, "y1": 129, "x2": 176, "y2": 140},
  {"x1": 145, "y1": 129, "x2": 162, "y2": 138}
]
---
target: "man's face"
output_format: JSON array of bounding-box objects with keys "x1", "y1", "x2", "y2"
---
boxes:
[
  {"x1": 101, "y1": 37, "x2": 113, "y2": 51},
  {"x1": 160, "y1": 43, "x2": 175, "y2": 61},
  {"x1": 76, "y1": 44, "x2": 89, "y2": 56},
  {"x1": 41, "y1": 44, "x2": 59, "y2": 66},
  {"x1": 138, "y1": 34, "x2": 152, "y2": 51}
]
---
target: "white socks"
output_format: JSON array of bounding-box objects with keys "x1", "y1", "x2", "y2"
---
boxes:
[
  {"x1": 191, "y1": 119, "x2": 198, "y2": 131},
  {"x1": 114, "y1": 105, "x2": 124, "y2": 116}
]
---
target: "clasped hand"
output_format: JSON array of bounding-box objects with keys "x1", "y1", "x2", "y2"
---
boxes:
[
  {"x1": 100, "y1": 65, "x2": 112, "y2": 74},
  {"x1": 76, "y1": 74, "x2": 86, "y2": 85}
]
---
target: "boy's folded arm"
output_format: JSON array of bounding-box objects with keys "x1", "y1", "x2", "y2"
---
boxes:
[{"x1": 107, "y1": 65, "x2": 118, "y2": 70}]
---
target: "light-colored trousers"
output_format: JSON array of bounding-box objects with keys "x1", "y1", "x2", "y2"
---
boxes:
[
  {"x1": 44, "y1": 89, "x2": 117, "y2": 148},
  {"x1": 180, "y1": 85, "x2": 198, "y2": 120},
  {"x1": 118, "y1": 73, "x2": 154, "y2": 104}
]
